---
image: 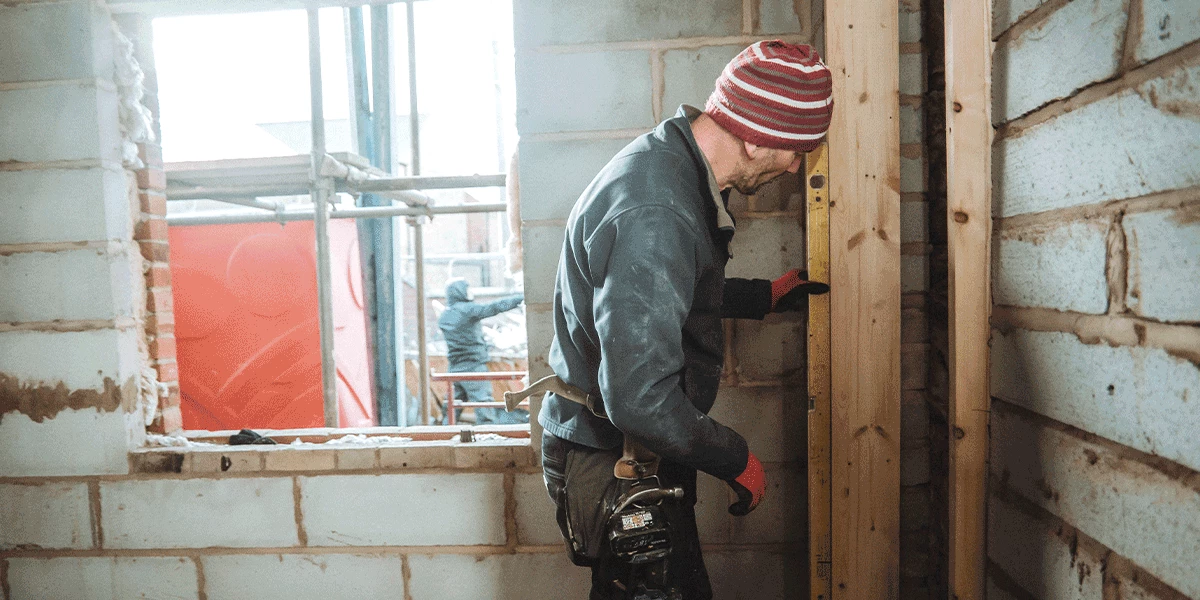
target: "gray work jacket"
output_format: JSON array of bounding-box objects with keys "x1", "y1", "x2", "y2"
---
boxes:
[{"x1": 539, "y1": 106, "x2": 769, "y2": 481}]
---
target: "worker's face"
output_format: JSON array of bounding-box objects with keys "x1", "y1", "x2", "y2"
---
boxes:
[{"x1": 732, "y1": 143, "x2": 803, "y2": 195}]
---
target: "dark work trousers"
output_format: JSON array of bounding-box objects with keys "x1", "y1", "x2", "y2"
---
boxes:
[{"x1": 542, "y1": 432, "x2": 713, "y2": 600}]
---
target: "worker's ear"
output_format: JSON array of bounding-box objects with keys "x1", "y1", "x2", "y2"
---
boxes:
[{"x1": 743, "y1": 140, "x2": 763, "y2": 160}]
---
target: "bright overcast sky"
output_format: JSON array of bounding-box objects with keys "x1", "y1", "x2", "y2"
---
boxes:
[{"x1": 153, "y1": 1, "x2": 517, "y2": 177}]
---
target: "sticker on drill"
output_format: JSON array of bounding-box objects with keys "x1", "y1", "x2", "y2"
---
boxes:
[{"x1": 621, "y1": 510, "x2": 653, "y2": 531}]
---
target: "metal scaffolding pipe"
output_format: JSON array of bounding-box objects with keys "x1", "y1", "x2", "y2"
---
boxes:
[
  {"x1": 308, "y1": 8, "x2": 340, "y2": 428},
  {"x1": 166, "y1": 202, "x2": 507, "y2": 227},
  {"x1": 166, "y1": 185, "x2": 312, "y2": 200},
  {"x1": 194, "y1": 196, "x2": 285, "y2": 211},
  {"x1": 411, "y1": 217, "x2": 430, "y2": 424},
  {"x1": 405, "y1": 0, "x2": 420, "y2": 176},
  {"x1": 353, "y1": 173, "x2": 506, "y2": 192}
]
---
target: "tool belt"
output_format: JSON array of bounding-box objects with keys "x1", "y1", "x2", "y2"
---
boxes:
[
  {"x1": 504, "y1": 375, "x2": 661, "y2": 480},
  {"x1": 506, "y1": 376, "x2": 684, "y2": 570}
]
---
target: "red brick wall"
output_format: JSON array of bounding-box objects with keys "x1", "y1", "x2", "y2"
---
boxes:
[
  {"x1": 118, "y1": 13, "x2": 178, "y2": 434},
  {"x1": 135, "y1": 141, "x2": 180, "y2": 434}
]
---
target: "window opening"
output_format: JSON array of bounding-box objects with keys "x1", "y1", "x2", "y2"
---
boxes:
[{"x1": 152, "y1": 1, "x2": 525, "y2": 442}]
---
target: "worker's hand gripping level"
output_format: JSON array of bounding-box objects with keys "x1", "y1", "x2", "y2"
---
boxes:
[{"x1": 771, "y1": 268, "x2": 830, "y2": 312}]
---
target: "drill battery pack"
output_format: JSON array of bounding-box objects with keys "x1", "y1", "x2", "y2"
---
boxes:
[{"x1": 607, "y1": 504, "x2": 672, "y2": 564}]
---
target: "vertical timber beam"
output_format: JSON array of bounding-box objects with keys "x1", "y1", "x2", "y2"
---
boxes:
[
  {"x1": 806, "y1": 142, "x2": 833, "y2": 600},
  {"x1": 826, "y1": 0, "x2": 902, "y2": 596},
  {"x1": 945, "y1": 0, "x2": 992, "y2": 597}
]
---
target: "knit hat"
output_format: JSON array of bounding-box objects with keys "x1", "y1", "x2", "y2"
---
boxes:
[{"x1": 704, "y1": 41, "x2": 833, "y2": 153}]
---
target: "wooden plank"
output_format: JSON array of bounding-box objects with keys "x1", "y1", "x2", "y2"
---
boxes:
[
  {"x1": 945, "y1": 0, "x2": 993, "y2": 595},
  {"x1": 825, "y1": 0, "x2": 902, "y2": 596},
  {"x1": 806, "y1": 142, "x2": 833, "y2": 600}
]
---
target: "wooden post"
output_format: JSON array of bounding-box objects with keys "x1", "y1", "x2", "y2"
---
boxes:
[
  {"x1": 825, "y1": 0, "x2": 902, "y2": 596},
  {"x1": 806, "y1": 142, "x2": 833, "y2": 600},
  {"x1": 945, "y1": 0, "x2": 992, "y2": 597}
]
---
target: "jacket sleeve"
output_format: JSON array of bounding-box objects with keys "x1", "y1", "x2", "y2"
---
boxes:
[
  {"x1": 590, "y1": 206, "x2": 749, "y2": 481},
  {"x1": 721, "y1": 278, "x2": 773, "y2": 320},
  {"x1": 461, "y1": 294, "x2": 524, "y2": 320}
]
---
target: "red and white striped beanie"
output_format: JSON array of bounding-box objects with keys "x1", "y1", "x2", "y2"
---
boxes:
[{"x1": 704, "y1": 41, "x2": 833, "y2": 153}]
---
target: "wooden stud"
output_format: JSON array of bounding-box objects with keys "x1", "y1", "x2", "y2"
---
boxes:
[
  {"x1": 825, "y1": 0, "x2": 903, "y2": 596},
  {"x1": 945, "y1": 0, "x2": 993, "y2": 597},
  {"x1": 806, "y1": 142, "x2": 833, "y2": 600}
]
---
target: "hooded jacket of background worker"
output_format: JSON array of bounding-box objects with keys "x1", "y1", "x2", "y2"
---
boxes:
[{"x1": 437, "y1": 279, "x2": 525, "y2": 424}]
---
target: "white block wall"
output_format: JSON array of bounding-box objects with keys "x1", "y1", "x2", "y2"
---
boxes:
[
  {"x1": 993, "y1": 221, "x2": 1109, "y2": 313},
  {"x1": 992, "y1": 0, "x2": 1127, "y2": 123},
  {"x1": 995, "y1": 64, "x2": 1200, "y2": 218},
  {"x1": 0, "y1": 0, "x2": 140, "y2": 481},
  {"x1": 988, "y1": 0, "x2": 1200, "y2": 596},
  {"x1": 300, "y1": 473, "x2": 507, "y2": 546}
]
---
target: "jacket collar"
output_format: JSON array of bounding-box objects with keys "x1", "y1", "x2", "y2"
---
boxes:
[{"x1": 668, "y1": 105, "x2": 736, "y2": 234}]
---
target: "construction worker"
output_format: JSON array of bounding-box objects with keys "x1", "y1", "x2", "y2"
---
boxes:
[
  {"x1": 438, "y1": 278, "x2": 526, "y2": 424},
  {"x1": 539, "y1": 41, "x2": 833, "y2": 598}
]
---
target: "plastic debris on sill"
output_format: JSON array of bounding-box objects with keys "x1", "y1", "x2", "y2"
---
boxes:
[
  {"x1": 285, "y1": 434, "x2": 416, "y2": 446},
  {"x1": 145, "y1": 434, "x2": 217, "y2": 448},
  {"x1": 454, "y1": 432, "x2": 509, "y2": 443}
]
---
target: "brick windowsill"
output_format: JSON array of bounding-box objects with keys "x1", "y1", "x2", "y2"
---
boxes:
[{"x1": 131, "y1": 426, "x2": 536, "y2": 475}]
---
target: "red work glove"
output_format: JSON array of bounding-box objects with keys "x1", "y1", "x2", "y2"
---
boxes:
[
  {"x1": 727, "y1": 451, "x2": 766, "y2": 516},
  {"x1": 771, "y1": 268, "x2": 830, "y2": 312}
]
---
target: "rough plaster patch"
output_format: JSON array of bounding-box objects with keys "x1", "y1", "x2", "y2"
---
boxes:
[{"x1": 0, "y1": 374, "x2": 135, "y2": 423}]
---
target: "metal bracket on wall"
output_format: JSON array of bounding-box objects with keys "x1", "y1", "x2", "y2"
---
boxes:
[{"x1": 805, "y1": 141, "x2": 833, "y2": 600}]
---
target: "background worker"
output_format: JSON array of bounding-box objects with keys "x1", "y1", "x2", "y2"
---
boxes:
[
  {"x1": 539, "y1": 41, "x2": 834, "y2": 599},
  {"x1": 438, "y1": 278, "x2": 527, "y2": 424}
]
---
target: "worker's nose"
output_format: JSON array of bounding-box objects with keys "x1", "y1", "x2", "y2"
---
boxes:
[{"x1": 786, "y1": 155, "x2": 803, "y2": 173}]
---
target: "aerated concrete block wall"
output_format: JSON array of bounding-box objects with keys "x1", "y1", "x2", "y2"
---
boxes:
[
  {"x1": 0, "y1": 3, "x2": 579, "y2": 598},
  {"x1": 987, "y1": 0, "x2": 1200, "y2": 598},
  {"x1": 0, "y1": 0, "x2": 145, "y2": 479},
  {"x1": 513, "y1": 0, "x2": 935, "y2": 596}
]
